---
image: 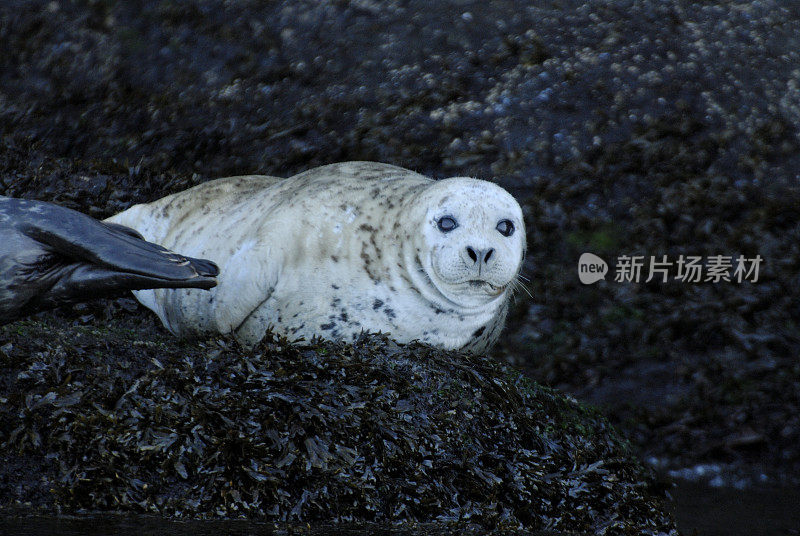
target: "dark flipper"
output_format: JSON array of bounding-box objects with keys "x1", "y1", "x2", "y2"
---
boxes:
[
  {"x1": 93, "y1": 221, "x2": 219, "y2": 277},
  {"x1": 102, "y1": 221, "x2": 146, "y2": 240},
  {"x1": 0, "y1": 196, "x2": 219, "y2": 323},
  {"x1": 16, "y1": 206, "x2": 219, "y2": 282}
]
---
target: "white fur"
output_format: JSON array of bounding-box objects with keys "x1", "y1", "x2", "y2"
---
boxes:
[{"x1": 106, "y1": 162, "x2": 525, "y2": 353}]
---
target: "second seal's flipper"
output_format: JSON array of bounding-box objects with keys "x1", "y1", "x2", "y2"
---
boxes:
[
  {"x1": 11, "y1": 199, "x2": 219, "y2": 286},
  {"x1": 95, "y1": 221, "x2": 217, "y2": 281},
  {"x1": 102, "y1": 221, "x2": 146, "y2": 240},
  {"x1": 0, "y1": 196, "x2": 220, "y2": 324}
]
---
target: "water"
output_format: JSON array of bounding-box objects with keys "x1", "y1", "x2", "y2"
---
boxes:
[
  {"x1": 3, "y1": 482, "x2": 799, "y2": 536},
  {"x1": 671, "y1": 480, "x2": 800, "y2": 536},
  {"x1": 0, "y1": 516, "x2": 552, "y2": 536}
]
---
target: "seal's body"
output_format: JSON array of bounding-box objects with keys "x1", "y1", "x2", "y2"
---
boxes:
[
  {"x1": 106, "y1": 162, "x2": 525, "y2": 353},
  {"x1": 0, "y1": 196, "x2": 218, "y2": 324}
]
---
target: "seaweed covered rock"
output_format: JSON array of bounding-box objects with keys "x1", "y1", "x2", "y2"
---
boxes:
[
  {"x1": 3, "y1": 0, "x2": 800, "y2": 487},
  {"x1": 0, "y1": 318, "x2": 676, "y2": 534}
]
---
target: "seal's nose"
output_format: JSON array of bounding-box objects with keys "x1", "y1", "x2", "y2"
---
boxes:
[{"x1": 464, "y1": 246, "x2": 495, "y2": 269}]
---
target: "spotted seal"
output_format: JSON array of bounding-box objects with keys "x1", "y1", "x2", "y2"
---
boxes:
[
  {"x1": 106, "y1": 162, "x2": 526, "y2": 353},
  {"x1": 0, "y1": 196, "x2": 219, "y2": 324}
]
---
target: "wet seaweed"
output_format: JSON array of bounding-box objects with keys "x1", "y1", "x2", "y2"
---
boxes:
[{"x1": 0, "y1": 319, "x2": 676, "y2": 534}]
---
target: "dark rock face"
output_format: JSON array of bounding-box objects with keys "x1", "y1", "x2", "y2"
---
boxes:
[
  {"x1": 3, "y1": 0, "x2": 799, "y2": 187},
  {"x1": 0, "y1": 320, "x2": 676, "y2": 534}
]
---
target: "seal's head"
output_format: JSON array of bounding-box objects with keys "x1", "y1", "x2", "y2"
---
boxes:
[{"x1": 409, "y1": 177, "x2": 526, "y2": 309}]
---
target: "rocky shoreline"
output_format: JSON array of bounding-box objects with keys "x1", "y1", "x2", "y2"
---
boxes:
[{"x1": 1, "y1": 315, "x2": 676, "y2": 533}]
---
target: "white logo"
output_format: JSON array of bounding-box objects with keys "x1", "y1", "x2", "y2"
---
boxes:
[
  {"x1": 577, "y1": 253, "x2": 763, "y2": 284},
  {"x1": 578, "y1": 253, "x2": 608, "y2": 284}
]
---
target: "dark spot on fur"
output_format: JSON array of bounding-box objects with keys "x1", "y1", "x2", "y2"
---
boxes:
[
  {"x1": 373, "y1": 299, "x2": 384, "y2": 310},
  {"x1": 320, "y1": 322, "x2": 335, "y2": 331},
  {"x1": 361, "y1": 251, "x2": 380, "y2": 282},
  {"x1": 332, "y1": 284, "x2": 340, "y2": 289},
  {"x1": 473, "y1": 326, "x2": 486, "y2": 338},
  {"x1": 331, "y1": 255, "x2": 339, "y2": 263},
  {"x1": 384, "y1": 307, "x2": 396, "y2": 320}
]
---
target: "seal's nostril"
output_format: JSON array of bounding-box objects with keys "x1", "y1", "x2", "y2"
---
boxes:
[
  {"x1": 484, "y1": 249, "x2": 494, "y2": 263},
  {"x1": 466, "y1": 246, "x2": 477, "y2": 263}
]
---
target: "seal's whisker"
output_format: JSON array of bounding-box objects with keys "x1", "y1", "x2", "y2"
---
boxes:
[
  {"x1": 511, "y1": 276, "x2": 533, "y2": 299},
  {"x1": 507, "y1": 280, "x2": 520, "y2": 304}
]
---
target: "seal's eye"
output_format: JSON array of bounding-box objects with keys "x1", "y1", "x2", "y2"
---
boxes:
[
  {"x1": 496, "y1": 219, "x2": 515, "y2": 237},
  {"x1": 437, "y1": 216, "x2": 458, "y2": 233}
]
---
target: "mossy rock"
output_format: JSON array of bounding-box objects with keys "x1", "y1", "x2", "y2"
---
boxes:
[{"x1": 0, "y1": 317, "x2": 676, "y2": 534}]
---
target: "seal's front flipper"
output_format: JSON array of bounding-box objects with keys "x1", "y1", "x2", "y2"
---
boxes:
[{"x1": 211, "y1": 242, "x2": 279, "y2": 339}]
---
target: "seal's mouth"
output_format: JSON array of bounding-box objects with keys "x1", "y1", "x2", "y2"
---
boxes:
[
  {"x1": 420, "y1": 253, "x2": 509, "y2": 307},
  {"x1": 467, "y1": 279, "x2": 506, "y2": 296}
]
